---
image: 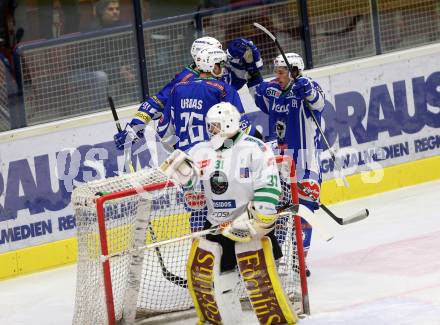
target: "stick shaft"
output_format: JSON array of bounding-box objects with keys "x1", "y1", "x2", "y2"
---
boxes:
[
  {"x1": 103, "y1": 227, "x2": 220, "y2": 260},
  {"x1": 253, "y1": 22, "x2": 349, "y2": 187},
  {"x1": 108, "y1": 96, "x2": 122, "y2": 132}
]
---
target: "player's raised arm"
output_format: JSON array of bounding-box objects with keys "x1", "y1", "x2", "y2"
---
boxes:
[
  {"x1": 226, "y1": 37, "x2": 264, "y2": 90},
  {"x1": 113, "y1": 36, "x2": 223, "y2": 151}
]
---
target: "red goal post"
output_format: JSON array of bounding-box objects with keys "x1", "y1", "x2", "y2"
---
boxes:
[{"x1": 72, "y1": 155, "x2": 309, "y2": 325}]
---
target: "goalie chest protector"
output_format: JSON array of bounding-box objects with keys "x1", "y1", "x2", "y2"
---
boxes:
[{"x1": 188, "y1": 133, "x2": 280, "y2": 226}]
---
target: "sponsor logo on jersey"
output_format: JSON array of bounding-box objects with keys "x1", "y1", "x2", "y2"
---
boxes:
[
  {"x1": 298, "y1": 179, "x2": 320, "y2": 202},
  {"x1": 239, "y1": 118, "x2": 250, "y2": 129},
  {"x1": 181, "y1": 98, "x2": 203, "y2": 110},
  {"x1": 212, "y1": 199, "x2": 236, "y2": 209},
  {"x1": 240, "y1": 167, "x2": 250, "y2": 178},
  {"x1": 266, "y1": 87, "x2": 281, "y2": 98},
  {"x1": 151, "y1": 95, "x2": 164, "y2": 108},
  {"x1": 285, "y1": 90, "x2": 295, "y2": 98},
  {"x1": 273, "y1": 103, "x2": 289, "y2": 113},
  {"x1": 135, "y1": 111, "x2": 152, "y2": 123},
  {"x1": 209, "y1": 171, "x2": 228, "y2": 194},
  {"x1": 184, "y1": 191, "x2": 207, "y2": 209},
  {"x1": 275, "y1": 119, "x2": 286, "y2": 140},
  {"x1": 197, "y1": 159, "x2": 211, "y2": 169}
]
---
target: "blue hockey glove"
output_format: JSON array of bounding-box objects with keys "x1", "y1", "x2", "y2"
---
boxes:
[
  {"x1": 292, "y1": 76, "x2": 313, "y2": 100},
  {"x1": 113, "y1": 119, "x2": 145, "y2": 150},
  {"x1": 227, "y1": 38, "x2": 263, "y2": 75},
  {"x1": 239, "y1": 115, "x2": 263, "y2": 140}
]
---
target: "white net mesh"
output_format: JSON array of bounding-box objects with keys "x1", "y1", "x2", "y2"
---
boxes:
[{"x1": 72, "y1": 156, "x2": 307, "y2": 324}]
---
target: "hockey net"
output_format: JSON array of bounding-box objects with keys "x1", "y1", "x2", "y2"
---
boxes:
[{"x1": 72, "y1": 155, "x2": 309, "y2": 325}]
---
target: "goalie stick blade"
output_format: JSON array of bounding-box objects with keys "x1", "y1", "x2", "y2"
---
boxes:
[{"x1": 162, "y1": 268, "x2": 188, "y2": 288}]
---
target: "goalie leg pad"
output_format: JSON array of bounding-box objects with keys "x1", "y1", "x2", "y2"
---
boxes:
[
  {"x1": 235, "y1": 237, "x2": 299, "y2": 325},
  {"x1": 187, "y1": 238, "x2": 223, "y2": 324},
  {"x1": 187, "y1": 238, "x2": 243, "y2": 324}
]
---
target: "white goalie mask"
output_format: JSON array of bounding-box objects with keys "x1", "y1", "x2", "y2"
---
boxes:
[
  {"x1": 190, "y1": 36, "x2": 222, "y2": 62},
  {"x1": 206, "y1": 102, "x2": 242, "y2": 149},
  {"x1": 273, "y1": 52, "x2": 304, "y2": 74},
  {"x1": 195, "y1": 47, "x2": 227, "y2": 78}
]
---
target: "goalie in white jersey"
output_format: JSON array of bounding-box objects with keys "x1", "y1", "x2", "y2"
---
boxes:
[{"x1": 161, "y1": 102, "x2": 299, "y2": 324}]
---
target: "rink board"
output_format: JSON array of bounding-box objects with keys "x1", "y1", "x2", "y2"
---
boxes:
[{"x1": 1, "y1": 43, "x2": 440, "y2": 279}]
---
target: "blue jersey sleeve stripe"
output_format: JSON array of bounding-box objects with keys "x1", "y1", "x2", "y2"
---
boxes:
[{"x1": 308, "y1": 91, "x2": 320, "y2": 104}]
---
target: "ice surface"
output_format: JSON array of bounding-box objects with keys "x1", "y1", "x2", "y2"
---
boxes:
[{"x1": 1, "y1": 180, "x2": 439, "y2": 325}]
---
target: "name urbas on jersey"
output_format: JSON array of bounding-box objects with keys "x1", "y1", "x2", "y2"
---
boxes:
[
  {"x1": 162, "y1": 78, "x2": 245, "y2": 151},
  {"x1": 181, "y1": 98, "x2": 203, "y2": 110}
]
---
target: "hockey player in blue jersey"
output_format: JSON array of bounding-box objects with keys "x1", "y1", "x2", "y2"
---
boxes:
[
  {"x1": 158, "y1": 46, "x2": 250, "y2": 232},
  {"x1": 231, "y1": 41, "x2": 325, "y2": 276},
  {"x1": 158, "y1": 46, "x2": 246, "y2": 151},
  {"x1": 114, "y1": 36, "x2": 262, "y2": 151}
]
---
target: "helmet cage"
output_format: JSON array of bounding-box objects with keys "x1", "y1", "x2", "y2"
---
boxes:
[{"x1": 206, "y1": 103, "x2": 241, "y2": 148}]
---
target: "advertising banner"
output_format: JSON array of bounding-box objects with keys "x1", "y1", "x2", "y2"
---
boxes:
[{"x1": 1, "y1": 45, "x2": 439, "y2": 252}]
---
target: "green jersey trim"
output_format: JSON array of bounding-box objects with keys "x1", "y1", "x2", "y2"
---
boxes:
[
  {"x1": 253, "y1": 196, "x2": 279, "y2": 205},
  {"x1": 255, "y1": 187, "x2": 282, "y2": 196}
]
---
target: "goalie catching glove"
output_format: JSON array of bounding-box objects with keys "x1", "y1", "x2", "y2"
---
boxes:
[
  {"x1": 222, "y1": 202, "x2": 278, "y2": 242},
  {"x1": 160, "y1": 149, "x2": 200, "y2": 187}
]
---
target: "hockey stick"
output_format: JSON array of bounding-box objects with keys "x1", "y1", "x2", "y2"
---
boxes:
[
  {"x1": 108, "y1": 96, "x2": 188, "y2": 288},
  {"x1": 104, "y1": 201, "x2": 304, "y2": 260},
  {"x1": 103, "y1": 222, "x2": 227, "y2": 261},
  {"x1": 253, "y1": 22, "x2": 349, "y2": 188},
  {"x1": 108, "y1": 96, "x2": 135, "y2": 174},
  {"x1": 296, "y1": 182, "x2": 369, "y2": 225}
]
